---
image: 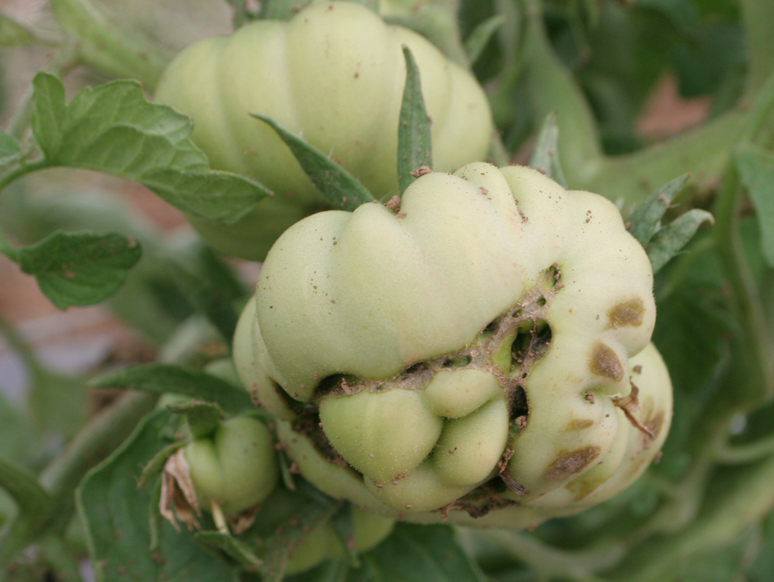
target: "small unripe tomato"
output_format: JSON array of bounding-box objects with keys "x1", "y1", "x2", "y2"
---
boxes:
[{"x1": 184, "y1": 416, "x2": 279, "y2": 514}]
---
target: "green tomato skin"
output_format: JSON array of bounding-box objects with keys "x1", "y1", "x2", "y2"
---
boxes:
[
  {"x1": 154, "y1": 1, "x2": 492, "y2": 261},
  {"x1": 286, "y1": 508, "x2": 395, "y2": 574},
  {"x1": 247, "y1": 485, "x2": 395, "y2": 575},
  {"x1": 183, "y1": 416, "x2": 279, "y2": 515},
  {"x1": 236, "y1": 162, "x2": 671, "y2": 522}
]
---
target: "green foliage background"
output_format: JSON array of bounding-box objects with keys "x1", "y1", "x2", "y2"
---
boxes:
[{"x1": 1, "y1": 0, "x2": 774, "y2": 581}]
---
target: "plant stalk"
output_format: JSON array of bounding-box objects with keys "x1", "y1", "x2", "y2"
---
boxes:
[{"x1": 48, "y1": 0, "x2": 170, "y2": 90}]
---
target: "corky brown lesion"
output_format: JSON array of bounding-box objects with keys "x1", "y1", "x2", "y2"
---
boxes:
[
  {"x1": 608, "y1": 298, "x2": 645, "y2": 328},
  {"x1": 589, "y1": 343, "x2": 624, "y2": 382},
  {"x1": 544, "y1": 446, "x2": 601, "y2": 482},
  {"x1": 303, "y1": 265, "x2": 566, "y2": 512}
]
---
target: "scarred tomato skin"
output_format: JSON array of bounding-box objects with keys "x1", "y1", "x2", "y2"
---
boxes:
[
  {"x1": 234, "y1": 163, "x2": 673, "y2": 528},
  {"x1": 154, "y1": 1, "x2": 492, "y2": 260}
]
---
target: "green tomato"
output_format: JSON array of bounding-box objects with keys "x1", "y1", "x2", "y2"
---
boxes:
[
  {"x1": 183, "y1": 416, "x2": 279, "y2": 514},
  {"x1": 234, "y1": 163, "x2": 672, "y2": 525},
  {"x1": 248, "y1": 486, "x2": 395, "y2": 574},
  {"x1": 154, "y1": 1, "x2": 493, "y2": 261},
  {"x1": 286, "y1": 507, "x2": 395, "y2": 574}
]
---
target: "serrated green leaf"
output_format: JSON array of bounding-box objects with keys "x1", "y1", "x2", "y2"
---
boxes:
[
  {"x1": 464, "y1": 15, "x2": 505, "y2": 65},
  {"x1": 647, "y1": 209, "x2": 714, "y2": 273},
  {"x1": 529, "y1": 111, "x2": 567, "y2": 188},
  {"x1": 0, "y1": 131, "x2": 22, "y2": 166},
  {"x1": 349, "y1": 523, "x2": 484, "y2": 582},
  {"x1": 90, "y1": 364, "x2": 254, "y2": 415},
  {"x1": 194, "y1": 531, "x2": 263, "y2": 567},
  {"x1": 251, "y1": 113, "x2": 375, "y2": 211},
  {"x1": 77, "y1": 410, "x2": 237, "y2": 582},
  {"x1": 627, "y1": 174, "x2": 690, "y2": 247},
  {"x1": 0, "y1": 457, "x2": 54, "y2": 523},
  {"x1": 17, "y1": 231, "x2": 142, "y2": 310},
  {"x1": 167, "y1": 401, "x2": 224, "y2": 439},
  {"x1": 0, "y1": 13, "x2": 38, "y2": 47},
  {"x1": 29, "y1": 72, "x2": 270, "y2": 223},
  {"x1": 735, "y1": 145, "x2": 774, "y2": 267},
  {"x1": 397, "y1": 46, "x2": 433, "y2": 194}
]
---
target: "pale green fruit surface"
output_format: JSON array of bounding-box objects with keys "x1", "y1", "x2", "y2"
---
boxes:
[
  {"x1": 236, "y1": 163, "x2": 671, "y2": 523},
  {"x1": 154, "y1": 0, "x2": 492, "y2": 260},
  {"x1": 184, "y1": 416, "x2": 279, "y2": 514},
  {"x1": 286, "y1": 507, "x2": 395, "y2": 574}
]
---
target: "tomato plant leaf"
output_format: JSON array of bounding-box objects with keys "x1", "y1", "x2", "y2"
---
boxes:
[
  {"x1": 646, "y1": 209, "x2": 714, "y2": 274},
  {"x1": 464, "y1": 15, "x2": 505, "y2": 65},
  {"x1": 90, "y1": 364, "x2": 254, "y2": 414},
  {"x1": 29, "y1": 72, "x2": 270, "y2": 224},
  {"x1": 530, "y1": 111, "x2": 567, "y2": 188},
  {"x1": 627, "y1": 174, "x2": 690, "y2": 247},
  {"x1": 250, "y1": 113, "x2": 375, "y2": 211},
  {"x1": 194, "y1": 531, "x2": 263, "y2": 567},
  {"x1": 397, "y1": 46, "x2": 433, "y2": 194},
  {"x1": 16, "y1": 231, "x2": 141, "y2": 310},
  {"x1": 77, "y1": 410, "x2": 238, "y2": 582},
  {"x1": 167, "y1": 401, "x2": 224, "y2": 440},
  {"x1": 348, "y1": 523, "x2": 485, "y2": 582},
  {"x1": 735, "y1": 145, "x2": 774, "y2": 267},
  {"x1": 0, "y1": 131, "x2": 22, "y2": 167}
]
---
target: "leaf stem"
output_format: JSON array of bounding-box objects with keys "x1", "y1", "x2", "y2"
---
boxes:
[
  {"x1": 716, "y1": 435, "x2": 774, "y2": 465},
  {"x1": 477, "y1": 530, "x2": 623, "y2": 581},
  {"x1": 0, "y1": 311, "x2": 47, "y2": 378},
  {"x1": 740, "y1": 0, "x2": 774, "y2": 98},
  {"x1": 519, "y1": 0, "x2": 603, "y2": 184},
  {"x1": 713, "y1": 164, "x2": 774, "y2": 402},
  {"x1": 606, "y1": 453, "x2": 774, "y2": 582},
  {"x1": 48, "y1": 0, "x2": 170, "y2": 89},
  {"x1": 0, "y1": 159, "x2": 49, "y2": 194}
]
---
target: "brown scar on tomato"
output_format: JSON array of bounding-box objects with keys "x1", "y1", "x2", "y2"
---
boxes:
[
  {"x1": 613, "y1": 381, "x2": 655, "y2": 440},
  {"x1": 644, "y1": 411, "x2": 665, "y2": 445},
  {"x1": 590, "y1": 343, "x2": 624, "y2": 381},
  {"x1": 608, "y1": 298, "x2": 645, "y2": 328},
  {"x1": 385, "y1": 195, "x2": 401, "y2": 212},
  {"x1": 567, "y1": 418, "x2": 594, "y2": 431},
  {"x1": 545, "y1": 446, "x2": 601, "y2": 481}
]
